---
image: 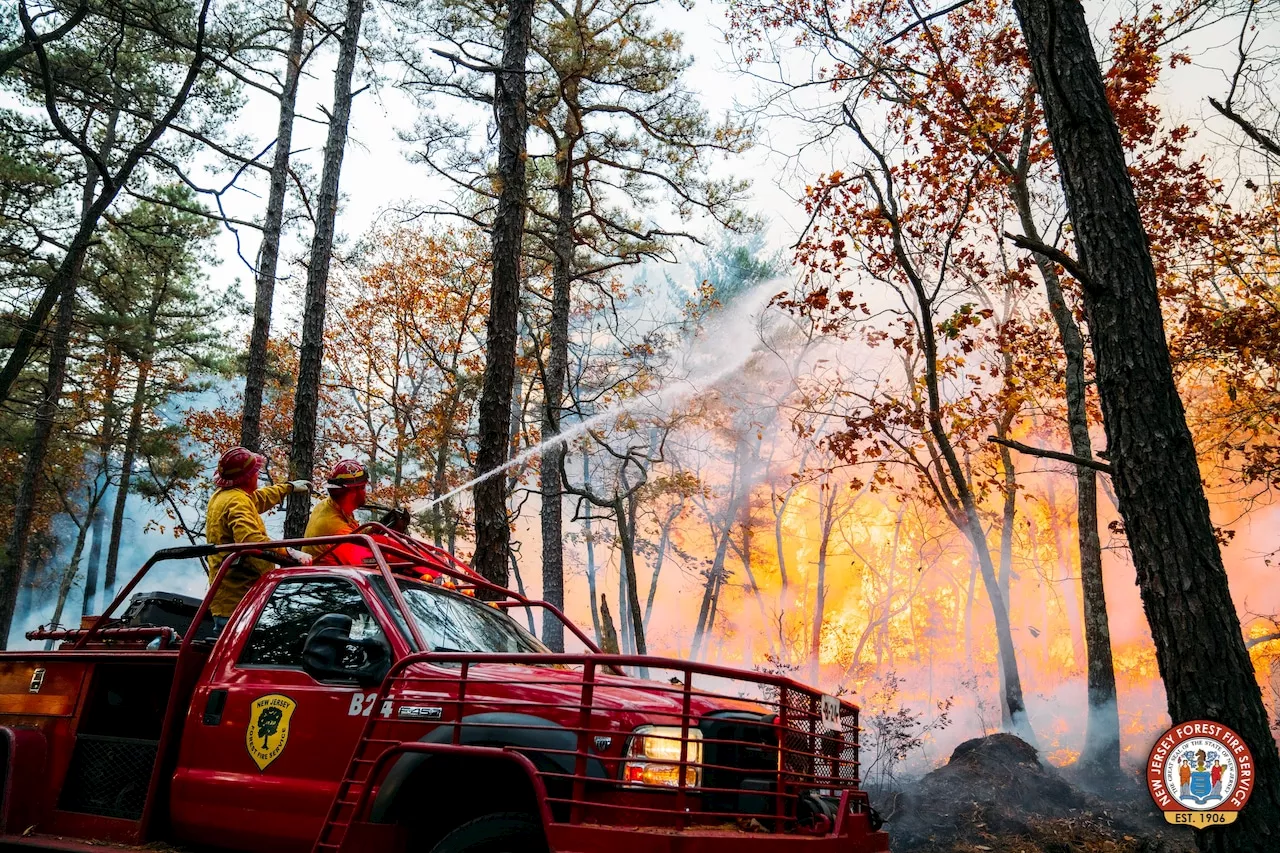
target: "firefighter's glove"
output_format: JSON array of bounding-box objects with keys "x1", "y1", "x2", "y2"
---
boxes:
[
  {"x1": 288, "y1": 479, "x2": 311, "y2": 494},
  {"x1": 287, "y1": 548, "x2": 313, "y2": 566}
]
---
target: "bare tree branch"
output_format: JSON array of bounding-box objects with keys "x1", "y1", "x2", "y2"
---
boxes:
[
  {"x1": 987, "y1": 435, "x2": 1112, "y2": 473},
  {"x1": 1208, "y1": 97, "x2": 1280, "y2": 159},
  {"x1": 1003, "y1": 231, "x2": 1098, "y2": 292}
]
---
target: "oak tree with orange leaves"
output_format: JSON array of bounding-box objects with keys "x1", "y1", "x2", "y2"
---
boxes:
[{"x1": 323, "y1": 226, "x2": 491, "y2": 547}]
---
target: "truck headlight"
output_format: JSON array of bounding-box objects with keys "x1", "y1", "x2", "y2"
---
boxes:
[{"x1": 623, "y1": 725, "x2": 702, "y2": 788}]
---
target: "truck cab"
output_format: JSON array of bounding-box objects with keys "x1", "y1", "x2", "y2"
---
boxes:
[{"x1": 0, "y1": 530, "x2": 889, "y2": 853}]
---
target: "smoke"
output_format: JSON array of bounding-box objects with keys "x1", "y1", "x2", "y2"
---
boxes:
[
  {"x1": 430, "y1": 276, "x2": 790, "y2": 512},
  {"x1": 7, "y1": 376, "x2": 236, "y2": 649},
  {"x1": 10, "y1": 486, "x2": 213, "y2": 649}
]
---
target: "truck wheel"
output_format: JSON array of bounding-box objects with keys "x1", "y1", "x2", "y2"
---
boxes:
[{"x1": 429, "y1": 812, "x2": 547, "y2": 853}]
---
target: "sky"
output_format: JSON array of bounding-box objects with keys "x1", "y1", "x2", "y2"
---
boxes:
[
  {"x1": 194, "y1": 0, "x2": 830, "y2": 313},
  {"x1": 192, "y1": 0, "x2": 1265, "y2": 319}
]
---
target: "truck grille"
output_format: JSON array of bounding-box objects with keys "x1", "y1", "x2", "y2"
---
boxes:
[
  {"x1": 699, "y1": 713, "x2": 778, "y2": 816},
  {"x1": 780, "y1": 689, "x2": 860, "y2": 786}
]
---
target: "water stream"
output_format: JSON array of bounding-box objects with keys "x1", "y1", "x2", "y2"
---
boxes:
[{"x1": 422, "y1": 282, "x2": 780, "y2": 511}]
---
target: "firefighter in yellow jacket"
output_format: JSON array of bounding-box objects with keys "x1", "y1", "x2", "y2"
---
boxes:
[
  {"x1": 205, "y1": 447, "x2": 312, "y2": 626},
  {"x1": 303, "y1": 459, "x2": 369, "y2": 563}
]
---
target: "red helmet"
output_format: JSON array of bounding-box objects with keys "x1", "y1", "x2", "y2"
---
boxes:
[
  {"x1": 326, "y1": 459, "x2": 369, "y2": 489},
  {"x1": 215, "y1": 447, "x2": 265, "y2": 488}
]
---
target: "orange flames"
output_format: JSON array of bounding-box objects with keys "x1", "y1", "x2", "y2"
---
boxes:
[{"x1": 526, "y1": 433, "x2": 1280, "y2": 776}]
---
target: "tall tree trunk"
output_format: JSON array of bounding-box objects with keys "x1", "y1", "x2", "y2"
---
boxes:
[
  {"x1": 964, "y1": 556, "x2": 977, "y2": 665},
  {"x1": 82, "y1": 500, "x2": 105, "y2": 617},
  {"x1": 240, "y1": 0, "x2": 309, "y2": 450},
  {"x1": 45, "y1": 496, "x2": 101, "y2": 650},
  {"x1": 431, "y1": 441, "x2": 451, "y2": 548},
  {"x1": 104, "y1": 282, "x2": 164, "y2": 598},
  {"x1": 923, "y1": 371, "x2": 1029, "y2": 732},
  {"x1": 773, "y1": 489, "x2": 790, "y2": 600},
  {"x1": 0, "y1": 117, "x2": 117, "y2": 646},
  {"x1": 808, "y1": 482, "x2": 835, "y2": 683},
  {"x1": 103, "y1": 357, "x2": 152, "y2": 598},
  {"x1": 1011, "y1": 171, "x2": 1119, "y2": 773},
  {"x1": 882, "y1": 144, "x2": 1029, "y2": 732},
  {"x1": 283, "y1": 0, "x2": 364, "y2": 536},
  {"x1": 615, "y1": 494, "x2": 646, "y2": 657},
  {"x1": 643, "y1": 502, "x2": 680, "y2": 629},
  {"x1": 1012, "y1": 0, "x2": 1280, "y2": 843},
  {"x1": 508, "y1": 550, "x2": 536, "y2": 633},
  {"x1": 472, "y1": 0, "x2": 533, "y2": 588},
  {"x1": 538, "y1": 49, "x2": 580, "y2": 654},
  {"x1": 0, "y1": 280, "x2": 78, "y2": 648},
  {"x1": 83, "y1": 356, "x2": 118, "y2": 618},
  {"x1": 583, "y1": 473, "x2": 601, "y2": 640},
  {"x1": 617, "y1": 545, "x2": 632, "y2": 654},
  {"x1": 995, "y1": 412, "x2": 1018, "y2": 703},
  {"x1": 691, "y1": 515, "x2": 737, "y2": 659},
  {"x1": 997, "y1": 421, "x2": 1017, "y2": 605}
]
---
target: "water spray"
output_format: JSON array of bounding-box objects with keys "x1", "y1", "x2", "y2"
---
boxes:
[{"x1": 423, "y1": 280, "x2": 783, "y2": 512}]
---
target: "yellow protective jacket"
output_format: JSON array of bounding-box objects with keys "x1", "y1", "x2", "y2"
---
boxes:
[
  {"x1": 205, "y1": 483, "x2": 293, "y2": 617},
  {"x1": 302, "y1": 497, "x2": 360, "y2": 558}
]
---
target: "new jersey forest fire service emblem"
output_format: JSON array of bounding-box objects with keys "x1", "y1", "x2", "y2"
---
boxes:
[
  {"x1": 1147, "y1": 720, "x2": 1255, "y2": 828},
  {"x1": 247, "y1": 693, "x2": 297, "y2": 771}
]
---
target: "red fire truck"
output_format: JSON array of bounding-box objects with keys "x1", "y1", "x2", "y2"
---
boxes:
[{"x1": 0, "y1": 528, "x2": 889, "y2": 853}]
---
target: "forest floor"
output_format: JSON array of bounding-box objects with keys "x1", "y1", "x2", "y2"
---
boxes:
[{"x1": 880, "y1": 734, "x2": 1197, "y2": 853}]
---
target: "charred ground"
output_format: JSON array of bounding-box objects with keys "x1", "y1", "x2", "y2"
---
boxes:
[{"x1": 881, "y1": 734, "x2": 1196, "y2": 853}]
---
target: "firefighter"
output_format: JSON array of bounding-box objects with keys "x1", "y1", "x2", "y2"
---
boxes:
[
  {"x1": 205, "y1": 447, "x2": 312, "y2": 628},
  {"x1": 303, "y1": 459, "x2": 369, "y2": 563}
]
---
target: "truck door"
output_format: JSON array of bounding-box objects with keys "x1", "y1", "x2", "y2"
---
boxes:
[{"x1": 170, "y1": 576, "x2": 393, "y2": 853}]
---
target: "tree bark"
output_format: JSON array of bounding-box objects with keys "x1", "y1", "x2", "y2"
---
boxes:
[
  {"x1": 472, "y1": 0, "x2": 533, "y2": 589},
  {"x1": 1012, "y1": 0, "x2": 1280, "y2": 843},
  {"x1": 599, "y1": 593, "x2": 620, "y2": 654},
  {"x1": 539, "y1": 123, "x2": 576, "y2": 651},
  {"x1": 82, "y1": 500, "x2": 105, "y2": 617},
  {"x1": 241, "y1": 0, "x2": 309, "y2": 450},
  {"x1": 581, "y1": 454, "x2": 602, "y2": 644},
  {"x1": 283, "y1": 0, "x2": 364, "y2": 537},
  {"x1": 615, "y1": 494, "x2": 646, "y2": 657}
]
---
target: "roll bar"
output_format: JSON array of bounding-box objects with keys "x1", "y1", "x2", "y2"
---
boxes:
[{"x1": 72, "y1": 529, "x2": 609, "y2": 668}]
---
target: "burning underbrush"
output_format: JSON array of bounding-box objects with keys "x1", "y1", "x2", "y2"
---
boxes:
[{"x1": 880, "y1": 734, "x2": 1195, "y2": 853}]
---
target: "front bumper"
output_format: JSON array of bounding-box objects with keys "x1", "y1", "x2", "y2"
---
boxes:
[{"x1": 546, "y1": 813, "x2": 890, "y2": 853}]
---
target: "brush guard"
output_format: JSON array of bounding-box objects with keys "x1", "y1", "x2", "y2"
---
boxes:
[{"x1": 314, "y1": 652, "x2": 886, "y2": 853}]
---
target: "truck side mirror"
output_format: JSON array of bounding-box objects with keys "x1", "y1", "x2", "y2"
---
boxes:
[{"x1": 301, "y1": 613, "x2": 392, "y2": 688}]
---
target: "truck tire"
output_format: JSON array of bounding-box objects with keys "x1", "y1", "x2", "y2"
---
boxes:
[{"x1": 429, "y1": 812, "x2": 548, "y2": 853}]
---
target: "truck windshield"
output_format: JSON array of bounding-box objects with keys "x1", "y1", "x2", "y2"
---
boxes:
[{"x1": 376, "y1": 577, "x2": 550, "y2": 655}]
